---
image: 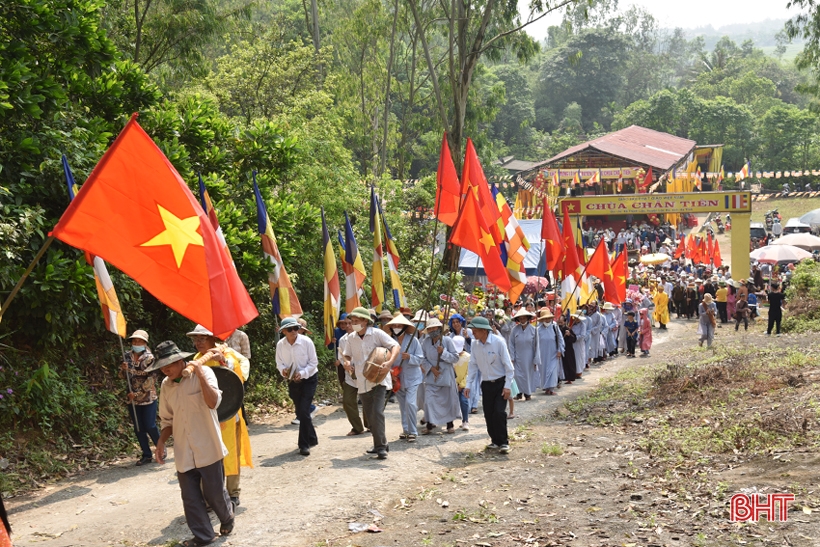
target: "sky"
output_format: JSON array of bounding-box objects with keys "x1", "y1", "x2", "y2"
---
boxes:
[{"x1": 522, "y1": 0, "x2": 802, "y2": 41}]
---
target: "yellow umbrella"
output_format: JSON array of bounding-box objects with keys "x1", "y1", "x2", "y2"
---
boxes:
[{"x1": 640, "y1": 253, "x2": 671, "y2": 265}]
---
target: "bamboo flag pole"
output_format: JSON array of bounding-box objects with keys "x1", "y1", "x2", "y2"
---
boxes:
[
  {"x1": 0, "y1": 235, "x2": 55, "y2": 324},
  {"x1": 117, "y1": 336, "x2": 140, "y2": 432}
]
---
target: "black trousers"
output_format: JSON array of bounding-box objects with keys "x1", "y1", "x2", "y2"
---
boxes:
[
  {"x1": 767, "y1": 310, "x2": 782, "y2": 335},
  {"x1": 481, "y1": 377, "x2": 509, "y2": 446},
  {"x1": 288, "y1": 373, "x2": 318, "y2": 450},
  {"x1": 716, "y1": 302, "x2": 728, "y2": 323},
  {"x1": 626, "y1": 337, "x2": 636, "y2": 355}
]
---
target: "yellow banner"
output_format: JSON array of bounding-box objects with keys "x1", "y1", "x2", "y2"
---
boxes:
[{"x1": 558, "y1": 192, "x2": 752, "y2": 216}]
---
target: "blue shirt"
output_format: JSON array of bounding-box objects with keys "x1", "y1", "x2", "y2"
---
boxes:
[{"x1": 467, "y1": 333, "x2": 515, "y2": 390}]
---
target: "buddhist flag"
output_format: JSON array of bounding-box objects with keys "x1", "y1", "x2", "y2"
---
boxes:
[
  {"x1": 435, "y1": 133, "x2": 461, "y2": 226},
  {"x1": 461, "y1": 139, "x2": 502, "y2": 245},
  {"x1": 63, "y1": 155, "x2": 127, "y2": 338},
  {"x1": 713, "y1": 238, "x2": 723, "y2": 267},
  {"x1": 716, "y1": 166, "x2": 725, "y2": 189},
  {"x1": 198, "y1": 174, "x2": 234, "y2": 268},
  {"x1": 342, "y1": 213, "x2": 366, "y2": 312},
  {"x1": 321, "y1": 207, "x2": 340, "y2": 347},
  {"x1": 370, "y1": 187, "x2": 386, "y2": 312},
  {"x1": 253, "y1": 174, "x2": 302, "y2": 319},
  {"x1": 492, "y1": 184, "x2": 530, "y2": 265},
  {"x1": 552, "y1": 170, "x2": 560, "y2": 187},
  {"x1": 612, "y1": 251, "x2": 628, "y2": 303},
  {"x1": 572, "y1": 170, "x2": 580, "y2": 188},
  {"x1": 586, "y1": 239, "x2": 620, "y2": 305},
  {"x1": 449, "y1": 183, "x2": 510, "y2": 291},
  {"x1": 584, "y1": 170, "x2": 599, "y2": 186},
  {"x1": 377, "y1": 197, "x2": 407, "y2": 309},
  {"x1": 707, "y1": 232, "x2": 714, "y2": 262},
  {"x1": 561, "y1": 208, "x2": 582, "y2": 314},
  {"x1": 736, "y1": 161, "x2": 750, "y2": 181},
  {"x1": 541, "y1": 201, "x2": 563, "y2": 272},
  {"x1": 53, "y1": 118, "x2": 257, "y2": 337}
]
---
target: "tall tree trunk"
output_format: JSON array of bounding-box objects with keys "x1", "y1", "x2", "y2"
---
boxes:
[{"x1": 379, "y1": 0, "x2": 400, "y2": 178}]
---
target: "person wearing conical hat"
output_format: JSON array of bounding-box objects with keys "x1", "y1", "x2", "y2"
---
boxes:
[
  {"x1": 601, "y1": 302, "x2": 619, "y2": 357},
  {"x1": 536, "y1": 309, "x2": 564, "y2": 395},
  {"x1": 386, "y1": 315, "x2": 424, "y2": 441},
  {"x1": 698, "y1": 294, "x2": 717, "y2": 347},
  {"x1": 119, "y1": 329, "x2": 160, "y2": 467},
  {"x1": 509, "y1": 308, "x2": 540, "y2": 400},
  {"x1": 187, "y1": 325, "x2": 252, "y2": 506},
  {"x1": 340, "y1": 307, "x2": 400, "y2": 459},
  {"x1": 420, "y1": 317, "x2": 462, "y2": 435}
]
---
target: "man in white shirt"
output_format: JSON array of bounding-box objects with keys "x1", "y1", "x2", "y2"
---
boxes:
[
  {"x1": 464, "y1": 317, "x2": 515, "y2": 454},
  {"x1": 152, "y1": 340, "x2": 234, "y2": 546},
  {"x1": 341, "y1": 307, "x2": 400, "y2": 459},
  {"x1": 276, "y1": 317, "x2": 319, "y2": 456}
]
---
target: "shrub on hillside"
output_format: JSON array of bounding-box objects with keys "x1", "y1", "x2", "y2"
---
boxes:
[{"x1": 783, "y1": 260, "x2": 820, "y2": 333}]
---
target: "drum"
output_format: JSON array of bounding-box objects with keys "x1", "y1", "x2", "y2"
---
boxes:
[
  {"x1": 363, "y1": 347, "x2": 392, "y2": 384},
  {"x1": 212, "y1": 366, "x2": 244, "y2": 422}
]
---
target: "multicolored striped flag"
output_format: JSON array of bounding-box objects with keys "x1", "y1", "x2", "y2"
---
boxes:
[
  {"x1": 198, "y1": 174, "x2": 234, "y2": 268},
  {"x1": 369, "y1": 187, "x2": 386, "y2": 312},
  {"x1": 736, "y1": 161, "x2": 750, "y2": 181},
  {"x1": 253, "y1": 173, "x2": 302, "y2": 318},
  {"x1": 321, "y1": 207, "x2": 340, "y2": 347},
  {"x1": 377, "y1": 198, "x2": 407, "y2": 309},
  {"x1": 491, "y1": 185, "x2": 529, "y2": 302},
  {"x1": 62, "y1": 155, "x2": 127, "y2": 338},
  {"x1": 342, "y1": 213, "x2": 367, "y2": 312}
]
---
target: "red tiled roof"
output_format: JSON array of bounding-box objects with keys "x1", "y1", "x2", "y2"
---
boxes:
[{"x1": 536, "y1": 125, "x2": 696, "y2": 171}]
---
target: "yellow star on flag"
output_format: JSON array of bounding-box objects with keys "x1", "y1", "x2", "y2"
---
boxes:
[
  {"x1": 141, "y1": 205, "x2": 204, "y2": 268},
  {"x1": 479, "y1": 228, "x2": 495, "y2": 254},
  {"x1": 566, "y1": 203, "x2": 576, "y2": 212}
]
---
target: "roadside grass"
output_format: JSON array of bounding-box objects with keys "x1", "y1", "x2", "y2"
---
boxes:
[
  {"x1": 751, "y1": 196, "x2": 820, "y2": 224},
  {"x1": 561, "y1": 345, "x2": 820, "y2": 462}
]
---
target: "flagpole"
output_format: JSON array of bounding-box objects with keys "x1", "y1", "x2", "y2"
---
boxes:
[
  {"x1": 117, "y1": 336, "x2": 140, "y2": 432},
  {"x1": 0, "y1": 235, "x2": 55, "y2": 324}
]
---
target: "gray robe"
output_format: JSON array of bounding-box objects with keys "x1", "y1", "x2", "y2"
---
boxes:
[
  {"x1": 421, "y1": 336, "x2": 462, "y2": 426},
  {"x1": 509, "y1": 323, "x2": 540, "y2": 395},
  {"x1": 571, "y1": 319, "x2": 588, "y2": 374},
  {"x1": 537, "y1": 322, "x2": 565, "y2": 390}
]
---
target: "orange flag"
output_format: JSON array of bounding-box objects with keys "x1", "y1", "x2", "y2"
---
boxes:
[
  {"x1": 461, "y1": 139, "x2": 503, "y2": 245},
  {"x1": 540, "y1": 200, "x2": 563, "y2": 272},
  {"x1": 713, "y1": 238, "x2": 723, "y2": 267},
  {"x1": 586, "y1": 239, "x2": 620, "y2": 304},
  {"x1": 673, "y1": 235, "x2": 685, "y2": 259},
  {"x1": 435, "y1": 133, "x2": 461, "y2": 226},
  {"x1": 52, "y1": 116, "x2": 258, "y2": 337},
  {"x1": 449, "y1": 184, "x2": 511, "y2": 291},
  {"x1": 612, "y1": 251, "x2": 628, "y2": 303}
]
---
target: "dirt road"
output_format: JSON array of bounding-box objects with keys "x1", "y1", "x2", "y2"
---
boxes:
[{"x1": 7, "y1": 327, "x2": 675, "y2": 547}]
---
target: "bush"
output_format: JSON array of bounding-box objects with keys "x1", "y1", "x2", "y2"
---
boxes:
[{"x1": 782, "y1": 260, "x2": 820, "y2": 333}]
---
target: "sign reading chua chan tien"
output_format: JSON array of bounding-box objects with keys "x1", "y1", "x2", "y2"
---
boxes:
[{"x1": 559, "y1": 192, "x2": 751, "y2": 216}]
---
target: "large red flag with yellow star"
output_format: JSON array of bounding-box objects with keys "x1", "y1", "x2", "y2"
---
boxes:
[{"x1": 52, "y1": 116, "x2": 258, "y2": 337}]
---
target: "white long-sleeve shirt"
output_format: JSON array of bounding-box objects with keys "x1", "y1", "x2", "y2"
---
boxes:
[
  {"x1": 341, "y1": 327, "x2": 399, "y2": 393},
  {"x1": 275, "y1": 334, "x2": 319, "y2": 380},
  {"x1": 466, "y1": 333, "x2": 515, "y2": 390}
]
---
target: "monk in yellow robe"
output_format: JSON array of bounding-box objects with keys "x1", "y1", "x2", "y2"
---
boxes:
[
  {"x1": 653, "y1": 289, "x2": 669, "y2": 329},
  {"x1": 187, "y1": 324, "x2": 253, "y2": 507}
]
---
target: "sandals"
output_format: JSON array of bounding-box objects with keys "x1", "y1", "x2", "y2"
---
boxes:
[
  {"x1": 407, "y1": 434, "x2": 417, "y2": 442},
  {"x1": 220, "y1": 517, "x2": 234, "y2": 536}
]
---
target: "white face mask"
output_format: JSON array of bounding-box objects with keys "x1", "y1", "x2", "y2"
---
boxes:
[
  {"x1": 351, "y1": 323, "x2": 364, "y2": 333},
  {"x1": 392, "y1": 327, "x2": 404, "y2": 335}
]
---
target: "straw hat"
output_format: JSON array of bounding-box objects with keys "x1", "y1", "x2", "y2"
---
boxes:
[
  {"x1": 602, "y1": 302, "x2": 615, "y2": 310},
  {"x1": 128, "y1": 329, "x2": 149, "y2": 343},
  {"x1": 423, "y1": 318, "x2": 443, "y2": 332},
  {"x1": 412, "y1": 310, "x2": 429, "y2": 322},
  {"x1": 386, "y1": 314, "x2": 415, "y2": 333},
  {"x1": 186, "y1": 324, "x2": 214, "y2": 338},
  {"x1": 703, "y1": 293, "x2": 714, "y2": 303},
  {"x1": 378, "y1": 310, "x2": 394, "y2": 321},
  {"x1": 538, "y1": 309, "x2": 554, "y2": 321},
  {"x1": 513, "y1": 308, "x2": 535, "y2": 319},
  {"x1": 297, "y1": 317, "x2": 312, "y2": 334}
]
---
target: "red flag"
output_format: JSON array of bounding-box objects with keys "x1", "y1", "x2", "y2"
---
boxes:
[
  {"x1": 673, "y1": 235, "x2": 685, "y2": 259},
  {"x1": 541, "y1": 201, "x2": 563, "y2": 272},
  {"x1": 562, "y1": 208, "x2": 581, "y2": 282},
  {"x1": 586, "y1": 239, "x2": 620, "y2": 304},
  {"x1": 52, "y1": 117, "x2": 258, "y2": 337},
  {"x1": 638, "y1": 167, "x2": 653, "y2": 189},
  {"x1": 686, "y1": 234, "x2": 699, "y2": 262},
  {"x1": 699, "y1": 236, "x2": 708, "y2": 265},
  {"x1": 461, "y1": 139, "x2": 503, "y2": 244},
  {"x1": 435, "y1": 133, "x2": 461, "y2": 226},
  {"x1": 612, "y1": 251, "x2": 628, "y2": 303},
  {"x1": 713, "y1": 238, "x2": 723, "y2": 267},
  {"x1": 707, "y1": 232, "x2": 714, "y2": 263},
  {"x1": 449, "y1": 185, "x2": 511, "y2": 291}
]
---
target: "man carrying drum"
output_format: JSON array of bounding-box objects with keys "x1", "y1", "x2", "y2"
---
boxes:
[{"x1": 341, "y1": 307, "x2": 400, "y2": 459}]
